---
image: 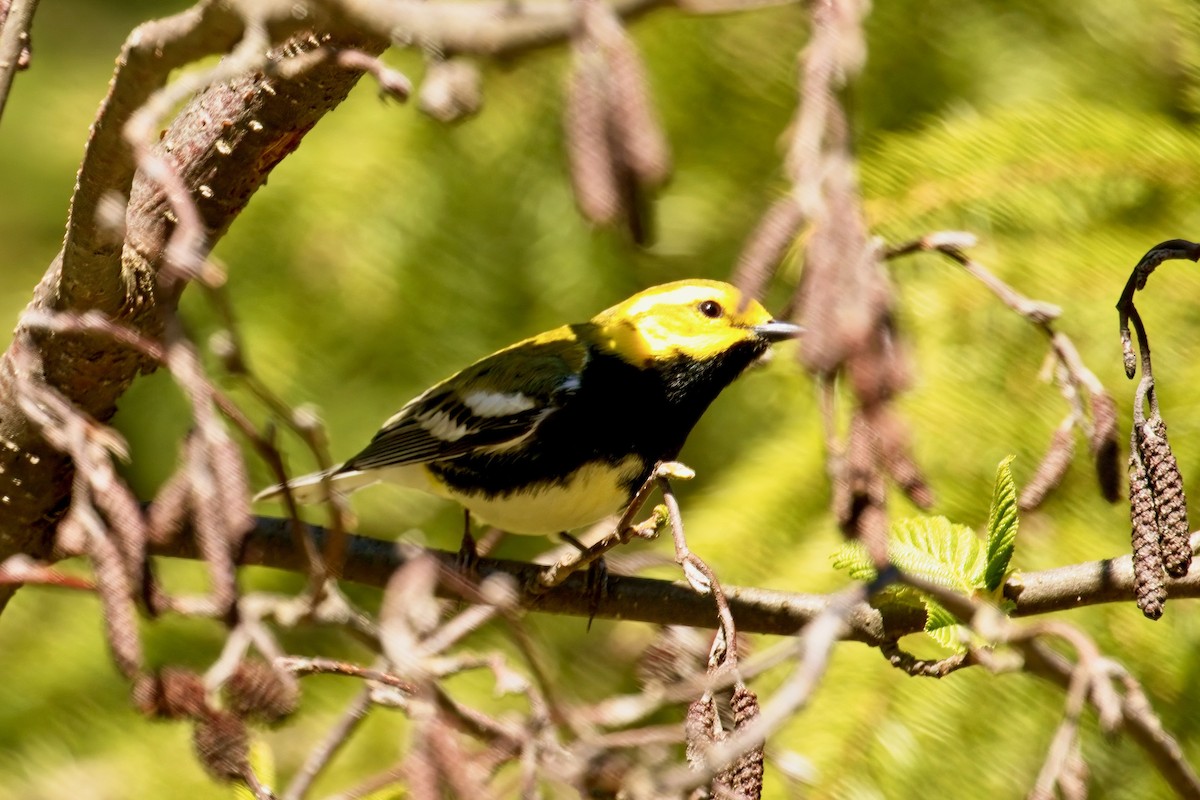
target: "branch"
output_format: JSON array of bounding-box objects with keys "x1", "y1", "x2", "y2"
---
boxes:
[
  {"x1": 0, "y1": 19, "x2": 387, "y2": 606},
  {"x1": 145, "y1": 519, "x2": 1200, "y2": 643},
  {"x1": 325, "y1": 0, "x2": 671, "y2": 57},
  {"x1": 0, "y1": 0, "x2": 37, "y2": 123}
]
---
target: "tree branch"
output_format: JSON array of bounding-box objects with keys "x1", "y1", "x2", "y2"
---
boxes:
[
  {"x1": 0, "y1": 0, "x2": 37, "y2": 123},
  {"x1": 0, "y1": 0, "x2": 687, "y2": 616},
  {"x1": 325, "y1": 0, "x2": 671, "y2": 58},
  {"x1": 147, "y1": 518, "x2": 1200, "y2": 643},
  {"x1": 0, "y1": 21, "x2": 387, "y2": 608}
]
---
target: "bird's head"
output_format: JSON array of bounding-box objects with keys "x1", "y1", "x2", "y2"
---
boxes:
[{"x1": 591, "y1": 279, "x2": 802, "y2": 367}]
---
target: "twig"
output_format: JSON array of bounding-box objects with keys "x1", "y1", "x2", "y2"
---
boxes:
[
  {"x1": 282, "y1": 686, "x2": 374, "y2": 800},
  {"x1": 658, "y1": 467, "x2": 738, "y2": 662},
  {"x1": 533, "y1": 465, "x2": 668, "y2": 591},
  {"x1": 897, "y1": 570, "x2": 1200, "y2": 799},
  {"x1": 23, "y1": 308, "x2": 330, "y2": 588},
  {"x1": 0, "y1": 555, "x2": 95, "y2": 591},
  {"x1": 277, "y1": 655, "x2": 416, "y2": 693},
  {"x1": 887, "y1": 231, "x2": 1116, "y2": 508},
  {"x1": 0, "y1": 0, "x2": 37, "y2": 123},
  {"x1": 322, "y1": 0, "x2": 671, "y2": 58},
  {"x1": 658, "y1": 583, "x2": 867, "y2": 795},
  {"x1": 1023, "y1": 642, "x2": 1200, "y2": 798}
]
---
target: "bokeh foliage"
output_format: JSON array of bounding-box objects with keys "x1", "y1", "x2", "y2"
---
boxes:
[{"x1": 2, "y1": 0, "x2": 1200, "y2": 797}]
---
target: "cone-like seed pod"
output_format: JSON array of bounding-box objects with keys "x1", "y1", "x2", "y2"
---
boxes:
[
  {"x1": 1019, "y1": 422, "x2": 1075, "y2": 512},
  {"x1": 223, "y1": 660, "x2": 300, "y2": 724},
  {"x1": 685, "y1": 694, "x2": 719, "y2": 770},
  {"x1": 715, "y1": 685, "x2": 765, "y2": 800},
  {"x1": 732, "y1": 196, "x2": 805, "y2": 305},
  {"x1": 602, "y1": 21, "x2": 670, "y2": 186},
  {"x1": 565, "y1": 45, "x2": 620, "y2": 225},
  {"x1": 193, "y1": 711, "x2": 251, "y2": 782},
  {"x1": 147, "y1": 464, "x2": 191, "y2": 545},
  {"x1": 1129, "y1": 450, "x2": 1166, "y2": 620},
  {"x1": 132, "y1": 667, "x2": 208, "y2": 720},
  {"x1": 1089, "y1": 391, "x2": 1121, "y2": 503},
  {"x1": 1141, "y1": 418, "x2": 1191, "y2": 578}
]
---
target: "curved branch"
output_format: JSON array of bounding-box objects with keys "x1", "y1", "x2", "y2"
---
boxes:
[
  {"x1": 59, "y1": 2, "x2": 244, "y2": 309},
  {"x1": 0, "y1": 24, "x2": 387, "y2": 605},
  {"x1": 151, "y1": 518, "x2": 1200, "y2": 643}
]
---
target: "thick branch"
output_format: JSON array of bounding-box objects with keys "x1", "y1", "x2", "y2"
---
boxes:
[
  {"x1": 150, "y1": 519, "x2": 1200, "y2": 642},
  {"x1": 0, "y1": 25, "x2": 386, "y2": 598},
  {"x1": 59, "y1": 2, "x2": 244, "y2": 309}
]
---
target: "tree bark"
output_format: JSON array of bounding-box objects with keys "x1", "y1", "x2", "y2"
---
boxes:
[{"x1": 0, "y1": 23, "x2": 386, "y2": 611}]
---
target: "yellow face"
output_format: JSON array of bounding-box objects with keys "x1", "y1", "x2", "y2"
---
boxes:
[{"x1": 592, "y1": 279, "x2": 782, "y2": 365}]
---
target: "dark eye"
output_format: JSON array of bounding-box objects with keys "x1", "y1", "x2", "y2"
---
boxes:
[{"x1": 698, "y1": 300, "x2": 723, "y2": 318}]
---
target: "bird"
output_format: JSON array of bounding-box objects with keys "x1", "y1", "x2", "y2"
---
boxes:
[{"x1": 255, "y1": 279, "x2": 802, "y2": 550}]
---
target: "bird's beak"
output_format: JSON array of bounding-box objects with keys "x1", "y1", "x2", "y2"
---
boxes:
[{"x1": 753, "y1": 320, "x2": 804, "y2": 342}]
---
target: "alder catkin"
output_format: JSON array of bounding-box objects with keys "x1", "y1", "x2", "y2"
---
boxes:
[
  {"x1": 731, "y1": 196, "x2": 805, "y2": 305},
  {"x1": 1141, "y1": 418, "x2": 1191, "y2": 578},
  {"x1": 132, "y1": 667, "x2": 208, "y2": 720},
  {"x1": 193, "y1": 711, "x2": 251, "y2": 782},
  {"x1": 717, "y1": 685, "x2": 765, "y2": 800},
  {"x1": 602, "y1": 22, "x2": 671, "y2": 186},
  {"x1": 685, "y1": 694, "x2": 718, "y2": 771},
  {"x1": 1129, "y1": 450, "x2": 1166, "y2": 620},
  {"x1": 565, "y1": 46, "x2": 620, "y2": 225},
  {"x1": 1019, "y1": 423, "x2": 1075, "y2": 512},
  {"x1": 1089, "y1": 391, "x2": 1121, "y2": 503},
  {"x1": 223, "y1": 660, "x2": 300, "y2": 724}
]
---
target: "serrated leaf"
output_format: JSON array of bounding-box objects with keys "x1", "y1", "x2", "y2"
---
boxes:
[
  {"x1": 924, "y1": 599, "x2": 967, "y2": 653},
  {"x1": 985, "y1": 455, "x2": 1019, "y2": 592},
  {"x1": 889, "y1": 517, "x2": 988, "y2": 592},
  {"x1": 831, "y1": 541, "x2": 877, "y2": 582},
  {"x1": 832, "y1": 517, "x2": 988, "y2": 592}
]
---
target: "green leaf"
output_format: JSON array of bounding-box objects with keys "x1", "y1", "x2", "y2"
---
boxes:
[
  {"x1": 984, "y1": 456, "x2": 1019, "y2": 592},
  {"x1": 830, "y1": 541, "x2": 878, "y2": 582},
  {"x1": 831, "y1": 516, "x2": 991, "y2": 655},
  {"x1": 924, "y1": 600, "x2": 966, "y2": 653},
  {"x1": 889, "y1": 516, "x2": 988, "y2": 592},
  {"x1": 832, "y1": 517, "x2": 989, "y2": 591}
]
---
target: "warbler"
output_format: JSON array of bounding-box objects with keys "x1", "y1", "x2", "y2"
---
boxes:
[{"x1": 255, "y1": 280, "x2": 801, "y2": 539}]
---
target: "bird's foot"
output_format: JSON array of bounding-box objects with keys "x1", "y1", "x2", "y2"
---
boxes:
[
  {"x1": 559, "y1": 531, "x2": 608, "y2": 630},
  {"x1": 456, "y1": 513, "x2": 480, "y2": 577}
]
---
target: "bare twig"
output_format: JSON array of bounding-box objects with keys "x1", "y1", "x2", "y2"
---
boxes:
[
  {"x1": 534, "y1": 466, "x2": 668, "y2": 592},
  {"x1": 0, "y1": 0, "x2": 37, "y2": 123},
  {"x1": 0, "y1": 555, "x2": 95, "y2": 591},
  {"x1": 887, "y1": 232, "x2": 1117, "y2": 509},
  {"x1": 282, "y1": 686, "x2": 373, "y2": 800}
]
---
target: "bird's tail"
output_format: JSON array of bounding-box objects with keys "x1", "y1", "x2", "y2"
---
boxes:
[{"x1": 253, "y1": 468, "x2": 379, "y2": 505}]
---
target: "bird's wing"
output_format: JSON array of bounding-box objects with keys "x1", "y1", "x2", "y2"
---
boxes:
[{"x1": 340, "y1": 327, "x2": 587, "y2": 472}]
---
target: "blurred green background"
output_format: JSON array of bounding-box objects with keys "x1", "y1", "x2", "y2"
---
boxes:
[{"x1": 3, "y1": 0, "x2": 1200, "y2": 797}]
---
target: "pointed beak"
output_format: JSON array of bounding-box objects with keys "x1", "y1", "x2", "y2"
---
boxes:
[{"x1": 753, "y1": 319, "x2": 804, "y2": 342}]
